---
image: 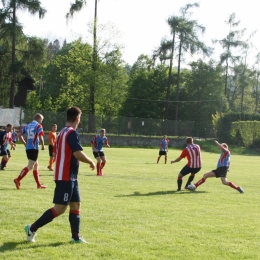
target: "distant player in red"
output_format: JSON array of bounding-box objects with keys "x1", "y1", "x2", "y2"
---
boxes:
[
  {"x1": 0, "y1": 124, "x2": 16, "y2": 170},
  {"x1": 171, "y1": 137, "x2": 202, "y2": 191},
  {"x1": 157, "y1": 135, "x2": 169, "y2": 164},
  {"x1": 187, "y1": 140, "x2": 244, "y2": 193},
  {"x1": 24, "y1": 106, "x2": 95, "y2": 243},
  {"x1": 47, "y1": 124, "x2": 57, "y2": 171},
  {"x1": 91, "y1": 129, "x2": 110, "y2": 176}
]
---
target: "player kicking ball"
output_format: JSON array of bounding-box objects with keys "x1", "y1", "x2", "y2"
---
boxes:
[{"x1": 187, "y1": 140, "x2": 244, "y2": 193}]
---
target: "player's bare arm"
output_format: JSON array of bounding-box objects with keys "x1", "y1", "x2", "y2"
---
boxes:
[
  {"x1": 73, "y1": 150, "x2": 96, "y2": 170},
  {"x1": 214, "y1": 140, "x2": 223, "y2": 150},
  {"x1": 18, "y1": 132, "x2": 26, "y2": 146},
  {"x1": 40, "y1": 135, "x2": 45, "y2": 150},
  {"x1": 171, "y1": 156, "x2": 182, "y2": 164}
]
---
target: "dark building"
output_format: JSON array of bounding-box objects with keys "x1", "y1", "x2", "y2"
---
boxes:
[{"x1": 14, "y1": 76, "x2": 36, "y2": 107}]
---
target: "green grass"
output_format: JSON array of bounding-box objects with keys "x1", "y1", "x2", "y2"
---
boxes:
[{"x1": 0, "y1": 144, "x2": 259, "y2": 259}]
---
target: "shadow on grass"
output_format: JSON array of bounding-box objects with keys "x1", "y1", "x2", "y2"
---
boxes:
[
  {"x1": 0, "y1": 241, "x2": 65, "y2": 252},
  {"x1": 115, "y1": 190, "x2": 207, "y2": 197}
]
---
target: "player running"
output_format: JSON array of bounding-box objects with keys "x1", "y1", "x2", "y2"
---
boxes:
[
  {"x1": 171, "y1": 137, "x2": 202, "y2": 191},
  {"x1": 14, "y1": 113, "x2": 46, "y2": 189}
]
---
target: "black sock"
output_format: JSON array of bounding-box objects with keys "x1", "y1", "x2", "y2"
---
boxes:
[
  {"x1": 177, "y1": 179, "x2": 182, "y2": 190},
  {"x1": 185, "y1": 175, "x2": 195, "y2": 188},
  {"x1": 31, "y1": 208, "x2": 56, "y2": 232},
  {"x1": 69, "y1": 211, "x2": 80, "y2": 240}
]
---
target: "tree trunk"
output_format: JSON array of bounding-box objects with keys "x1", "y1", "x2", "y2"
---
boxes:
[
  {"x1": 9, "y1": 3, "x2": 16, "y2": 108},
  {"x1": 174, "y1": 36, "x2": 182, "y2": 135},
  {"x1": 164, "y1": 31, "x2": 175, "y2": 120},
  {"x1": 88, "y1": 0, "x2": 98, "y2": 132}
]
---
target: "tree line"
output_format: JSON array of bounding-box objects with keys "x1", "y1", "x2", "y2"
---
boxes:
[{"x1": 0, "y1": 1, "x2": 260, "y2": 134}]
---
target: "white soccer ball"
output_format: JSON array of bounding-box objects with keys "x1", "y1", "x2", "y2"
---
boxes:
[{"x1": 187, "y1": 183, "x2": 196, "y2": 191}]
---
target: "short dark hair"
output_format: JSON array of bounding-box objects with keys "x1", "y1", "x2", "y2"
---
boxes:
[
  {"x1": 67, "y1": 106, "x2": 82, "y2": 122},
  {"x1": 6, "y1": 124, "x2": 12, "y2": 127},
  {"x1": 186, "y1": 137, "x2": 193, "y2": 144}
]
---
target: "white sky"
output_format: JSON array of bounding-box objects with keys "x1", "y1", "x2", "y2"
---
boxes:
[{"x1": 15, "y1": 0, "x2": 260, "y2": 66}]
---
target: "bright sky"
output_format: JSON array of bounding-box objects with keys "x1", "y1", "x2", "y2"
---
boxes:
[{"x1": 16, "y1": 0, "x2": 260, "y2": 66}]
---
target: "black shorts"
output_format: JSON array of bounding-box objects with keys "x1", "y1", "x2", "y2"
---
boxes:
[
  {"x1": 180, "y1": 165, "x2": 201, "y2": 176},
  {"x1": 48, "y1": 145, "x2": 54, "y2": 157},
  {"x1": 213, "y1": 167, "x2": 228, "y2": 178},
  {"x1": 26, "y1": 149, "x2": 39, "y2": 161},
  {"x1": 53, "y1": 180, "x2": 80, "y2": 205},
  {"x1": 159, "y1": 151, "x2": 167, "y2": 156},
  {"x1": 0, "y1": 149, "x2": 8, "y2": 156},
  {"x1": 93, "y1": 151, "x2": 105, "y2": 158}
]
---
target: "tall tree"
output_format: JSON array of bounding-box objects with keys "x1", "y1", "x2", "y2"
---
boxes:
[
  {"x1": 66, "y1": 0, "x2": 98, "y2": 131},
  {"x1": 1, "y1": 0, "x2": 46, "y2": 108},
  {"x1": 153, "y1": 16, "x2": 184, "y2": 120},
  {"x1": 174, "y1": 3, "x2": 211, "y2": 134},
  {"x1": 213, "y1": 13, "x2": 245, "y2": 98}
]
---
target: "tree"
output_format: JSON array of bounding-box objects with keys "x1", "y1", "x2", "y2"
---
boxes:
[
  {"x1": 0, "y1": 0, "x2": 46, "y2": 108},
  {"x1": 120, "y1": 55, "x2": 168, "y2": 119},
  {"x1": 153, "y1": 16, "x2": 184, "y2": 120},
  {"x1": 174, "y1": 3, "x2": 211, "y2": 134},
  {"x1": 213, "y1": 13, "x2": 245, "y2": 98}
]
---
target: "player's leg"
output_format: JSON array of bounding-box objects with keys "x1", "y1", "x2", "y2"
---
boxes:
[
  {"x1": 164, "y1": 153, "x2": 167, "y2": 164},
  {"x1": 48, "y1": 145, "x2": 54, "y2": 170},
  {"x1": 193, "y1": 171, "x2": 215, "y2": 189},
  {"x1": 221, "y1": 177, "x2": 244, "y2": 193},
  {"x1": 33, "y1": 160, "x2": 47, "y2": 189},
  {"x1": 177, "y1": 166, "x2": 190, "y2": 191},
  {"x1": 185, "y1": 173, "x2": 195, "y2": 189},
  {"x1": 94, "y1": 152, "x2": 102, "y2": 176},
  {"x1": 69, "y1": 181, "x2": 85, "y2": 243},
  {"x1": 0, "y1": 154, "x2": 8, "y2": 170},
  {"x1": 26, "y1": 181, "x2": 69, "y2": 242},
  {"x1": 185, "y1": 168, "x2": 201, "y2": 189},
  {"x1": 157, "y1": 151, "x2": 162, "y2": 163},
  {"x1": 100, "y1": 154, "x2": 106, "y2": 175},
  {"x1": 14, "y1": 157, "x2": 35, "y2": 189}
]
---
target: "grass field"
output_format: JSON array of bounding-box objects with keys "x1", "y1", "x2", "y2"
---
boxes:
[{"x1": 0, "y1": 144, "x2": 259, "y2": 260}]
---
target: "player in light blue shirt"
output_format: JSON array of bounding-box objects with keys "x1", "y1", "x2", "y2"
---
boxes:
[{"x1": 91, "y1": 129, "x2": 110, "y2": 176}]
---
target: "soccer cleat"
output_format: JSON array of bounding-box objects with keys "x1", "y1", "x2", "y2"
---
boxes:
[
  {"x1": 37, "y1": 184, "x2": 47, "y2": 189},
  {"x1": 14, "y1": 178, "x2": 20, "y2": 189},
  {"x1": 187, "y1": 183, "x2": 196, "y2": 191},
  {"x1": 47, "y1": 166, "x2": 53, "y2": 171},
  {"x1": 70, "y1": 237, "x2": 88, "y2": 244},
  {"x1": 24, "y1": 224, "x2": 37, "y2": 242},
  {"x1": 238, "y1": 187, "x2": 244, "y2": 193},
  {"x1": 176, "y1": 189, "x2": 181, "y2": 192}
]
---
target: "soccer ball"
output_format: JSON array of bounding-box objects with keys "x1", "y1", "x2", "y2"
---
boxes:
[{"x1": 187, "y1": 183, "x2": 196, "y2": 191}]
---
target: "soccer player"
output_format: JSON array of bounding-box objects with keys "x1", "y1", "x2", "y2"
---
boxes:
[
  {"x1": 13, "y1": 113, "x2": 46, "y2": 189},
  {"x1": 187, "y1": 140, "x2": 244, "y2": 193},
  {"x1": 171, "y1": 137, "x2": 202, "y2": 191},
  {"x1": 47, "y1": 124, "x2": 57, "y2": 171},
  {"x1": 11, "y1": 128, "x2": 18, "y2": 150},
  {"x1": 0, "y1": 124, "x2": 16, "y2": 170},
  {"x1": 91, "y1": 129, "x2": 110, "y2": 176},
  {"x1": 157, "y1": 135, "x2": 169, "y2": 164},
  {"x1": 24, "y1": 106, "x2": 95, "y2": 243}
]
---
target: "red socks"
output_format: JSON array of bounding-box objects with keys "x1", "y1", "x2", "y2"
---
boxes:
[{"x1": 17, "y1": 167, "x2": 29, "y2": 181}]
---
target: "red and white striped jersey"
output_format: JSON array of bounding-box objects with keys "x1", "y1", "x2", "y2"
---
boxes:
[
  {"x1": 54, "y1": 126, "x2": 83, "y2": 181},
  {"x1": 180, "y1": 144, "x2": 202, "y2": 168}
]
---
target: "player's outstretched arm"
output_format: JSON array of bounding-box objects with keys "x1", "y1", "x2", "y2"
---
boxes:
[
  {"x1": 214, "y1": 140, "x2": 223, "y2": 150},
  {"x1": 171, "y1": 156, "x2": 182, "y2": 164},
  {"x1": 73, "y1": 150, "x2": 96, "y2": 171}
]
